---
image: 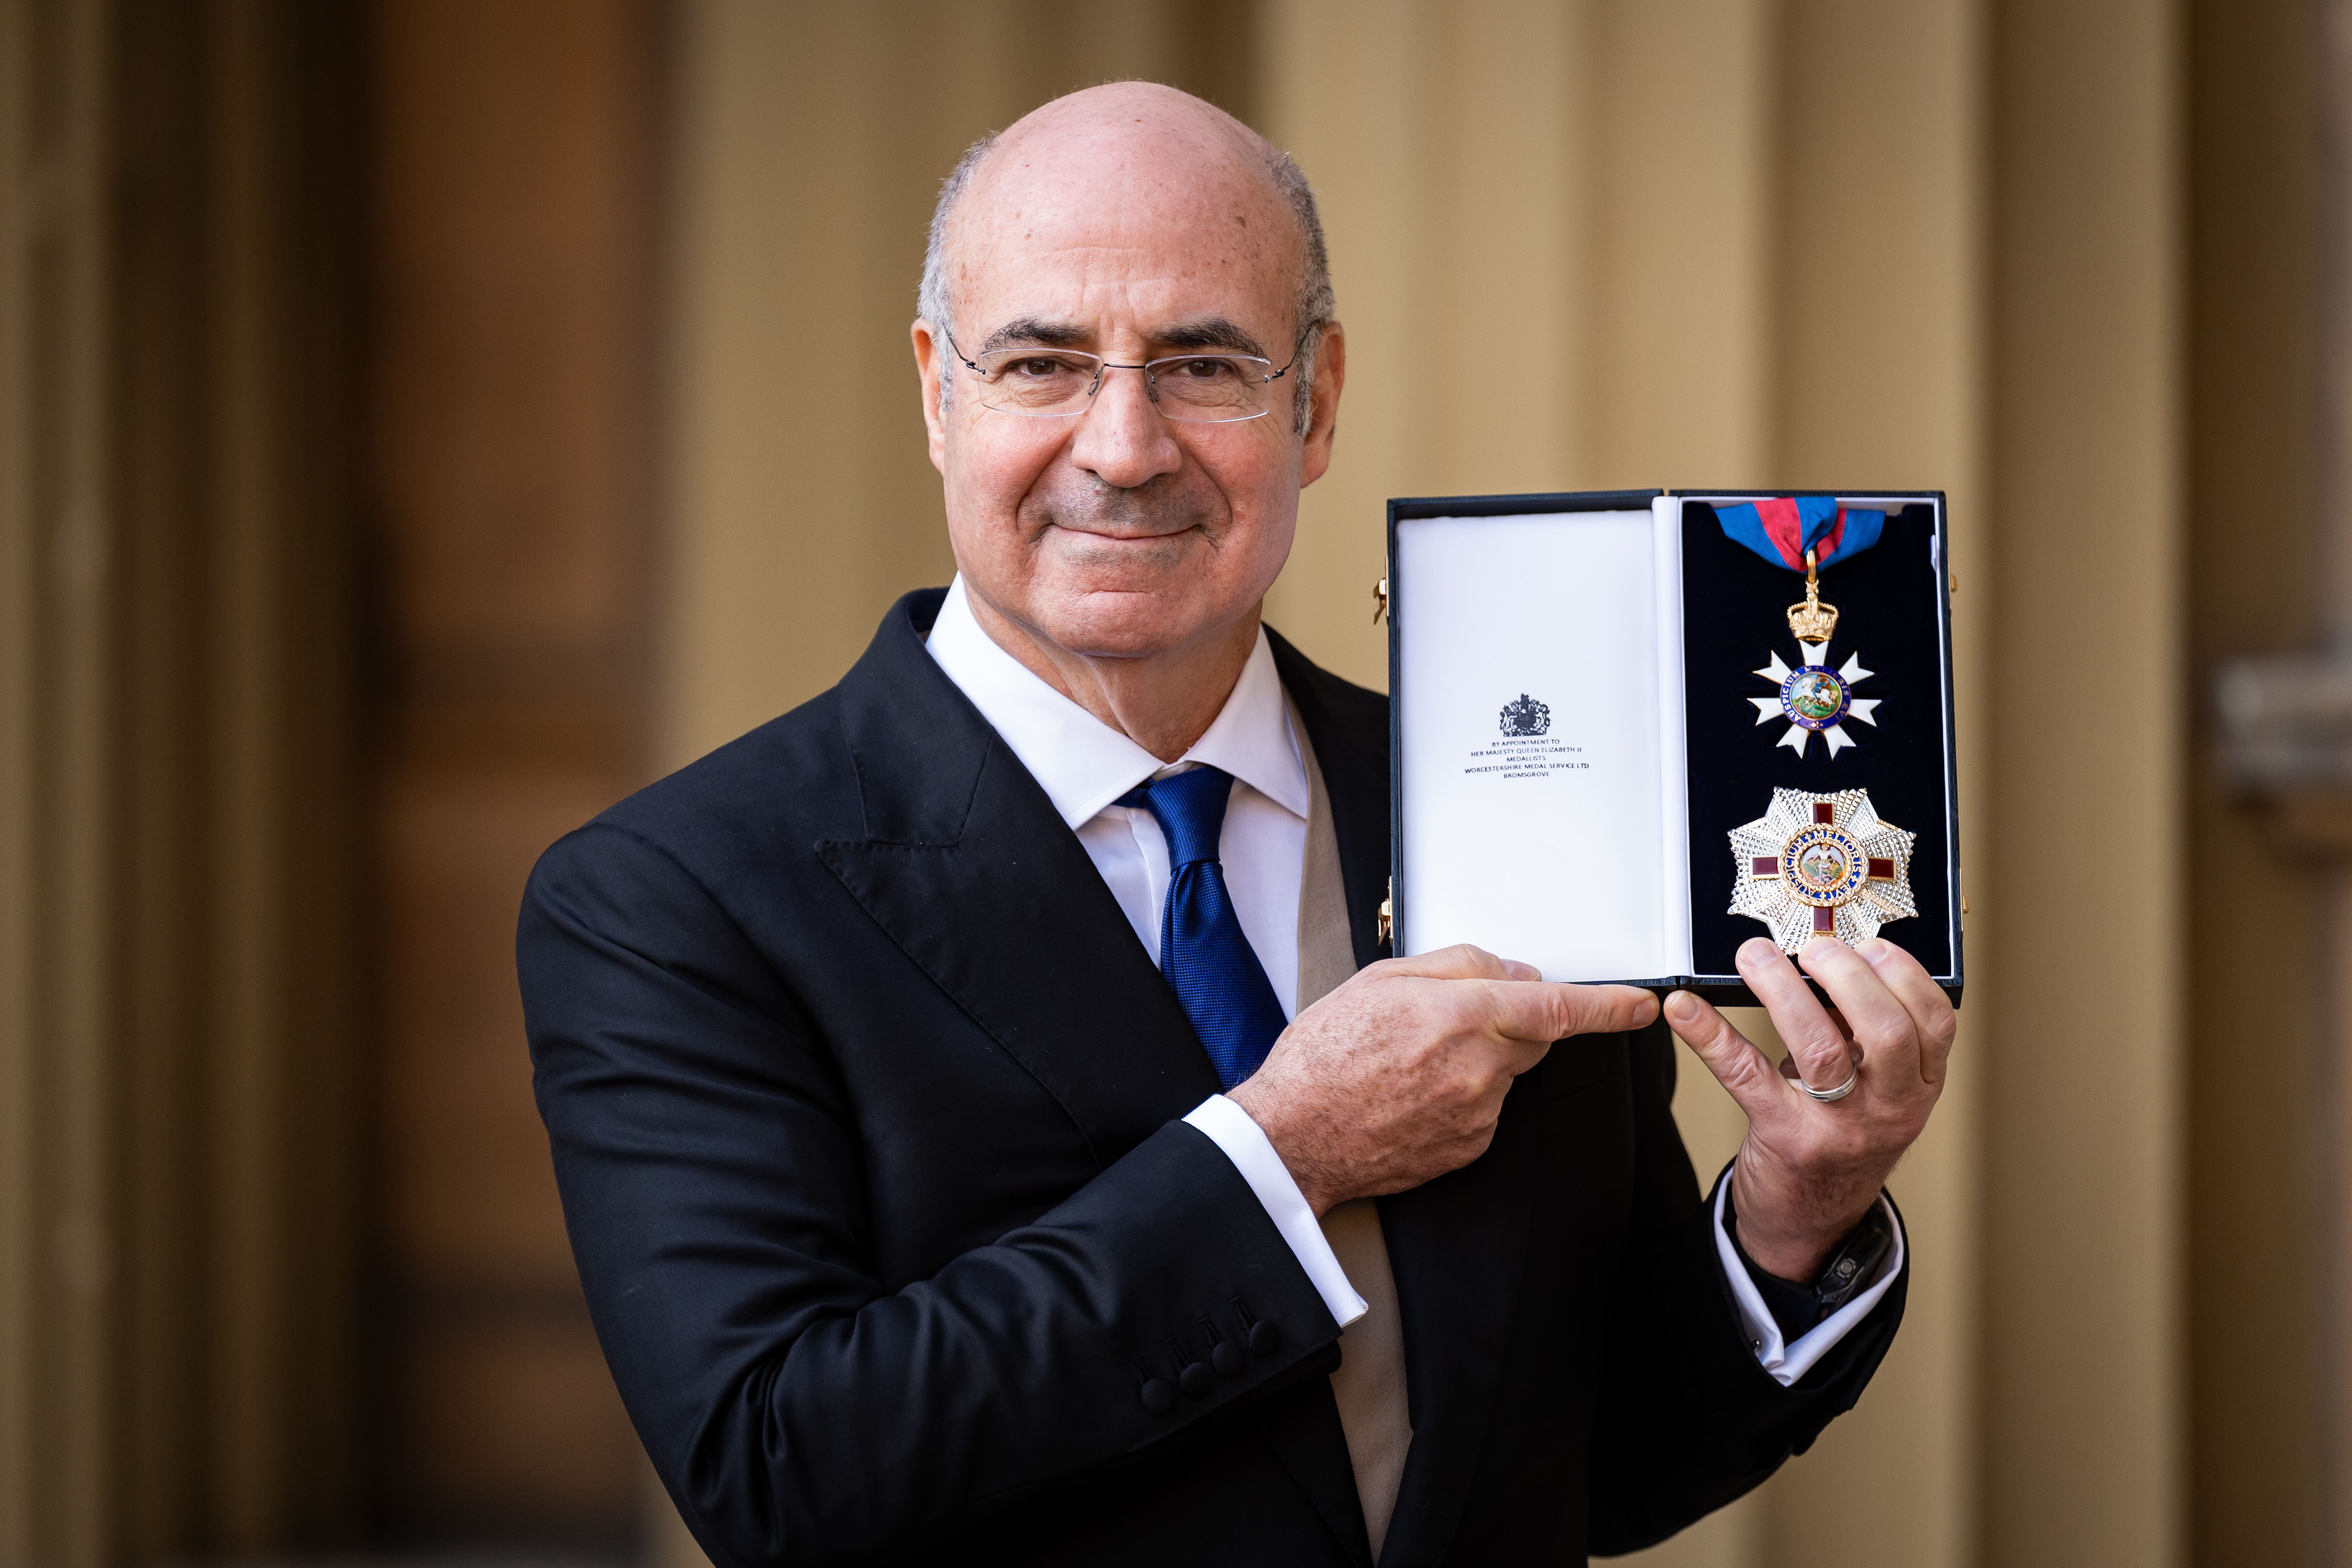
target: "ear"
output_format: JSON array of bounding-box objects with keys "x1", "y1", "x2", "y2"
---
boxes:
[
  {"x1": 1298, "y1": 320, "x2": 1346, "y2": 488},
  {"x1": 912, "y1": 318, "x2": 950, "y2": 475}
]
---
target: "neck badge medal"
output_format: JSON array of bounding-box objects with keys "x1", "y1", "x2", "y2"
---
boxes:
[{"x1": 1715, "y1": 496, "x2": 1889, "y2": 758}]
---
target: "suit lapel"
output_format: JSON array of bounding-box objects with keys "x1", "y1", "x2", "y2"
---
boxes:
[
  {"x1": 1272, "y1": 629, "x2": 1535, "y2": 1568},
  {"x1": 1268, "y1": 630, "x2": 1391, "y2": 969},
  {"x1": 816, "y1": 591, "x2": 1219, "y2": 1167}
]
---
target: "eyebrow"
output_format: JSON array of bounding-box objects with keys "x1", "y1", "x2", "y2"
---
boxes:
[
  {"x1": 974, "y1": 315, "x2": 1271, "y2": 360},
  {"x1": 1154, "y1": 318, "x2": 1270, "y2": 358},
  {"x1": 976, "y1": 317, "x2": 1092, "y2": 353}
]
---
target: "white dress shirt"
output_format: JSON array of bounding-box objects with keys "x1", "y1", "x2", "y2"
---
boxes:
[{"x1": 924, "y1": 574, "x2": 1898, "y2": 1383}]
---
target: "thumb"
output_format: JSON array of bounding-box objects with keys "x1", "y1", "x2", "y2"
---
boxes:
[{"x1": 1662, "y1": 991, "x2": 1790, "y2": 1123}]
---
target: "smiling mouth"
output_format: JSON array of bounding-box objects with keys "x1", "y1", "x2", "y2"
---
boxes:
[
  {"x1": 1045, "y1": 519, "x2": 1202, "y2": 543},
  {"x1": 1039, "y1": 520, "x2": 1209, "y2": 568}
]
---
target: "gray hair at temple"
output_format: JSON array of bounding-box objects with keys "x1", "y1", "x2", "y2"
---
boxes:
[{"x1": 916, "y1": 122, "x2": 1336, "y2": 437}]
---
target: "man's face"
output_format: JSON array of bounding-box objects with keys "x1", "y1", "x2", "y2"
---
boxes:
[{"x1": 914, "y1": 110, "x2": 1342, "y2": 663}]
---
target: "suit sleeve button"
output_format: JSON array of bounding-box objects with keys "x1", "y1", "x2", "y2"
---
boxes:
[
  {"x1": 1248, "y1": 1321, "x2": 1282, "y2": 1356},
  {"x1": 1140, "y1": 1378, "x2": 1177, "y2": 1415},
  {"x1": 1178, "y1": 1361, "x2": 1211, "y2": 1398},
  {"x1": 1211, "y1": 1341, "x2": 1246, "y2": 1378}
]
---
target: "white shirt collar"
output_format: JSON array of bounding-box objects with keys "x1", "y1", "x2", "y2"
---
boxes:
[{"x1": 925, "y1": 575, "x2": 1308, "y2": 828}]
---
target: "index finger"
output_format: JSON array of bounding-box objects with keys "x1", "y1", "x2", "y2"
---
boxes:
[
  {"x1": 1736, "y1": 939, "x2": 1852, "y2": 1089},
  {"x1": 1857, "y1": 937, "x2": 1959, "y2": 1084},
  {"x1": 1484, "y1": 981, "x2": 1660, "y2": 1044},
  {"x1": 1797, "y1": 937, "x2": 1923, "y2": 1087},
  {"x1": 1376, "y1": 943, "x2": 1538, "y2": 983}
]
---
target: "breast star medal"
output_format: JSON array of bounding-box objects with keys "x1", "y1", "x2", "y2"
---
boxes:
[
  {"x1": 1714, "y1": 497, "x2": 1889, "y2": 759},
  {"x1": 1729, "y1": 787, "x2": 1917, "y2": 953}
]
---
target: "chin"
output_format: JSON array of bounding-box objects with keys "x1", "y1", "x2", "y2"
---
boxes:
[{"x1": 1033, "y1": 583, "x2": 1231, "y2": 661}]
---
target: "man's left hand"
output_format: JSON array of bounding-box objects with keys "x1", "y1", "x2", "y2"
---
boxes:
[{"x1": 1663, "y1": 935, "x2": 1955, "y2": 1283}]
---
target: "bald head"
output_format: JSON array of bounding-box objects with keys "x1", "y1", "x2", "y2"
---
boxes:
[{"x1": 919, "y1": 83, "x2": 1333, "y2": 431}]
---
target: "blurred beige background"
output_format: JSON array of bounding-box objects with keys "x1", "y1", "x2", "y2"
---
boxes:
[{"x1": 0, "y1": 0, "x2": 2326, "y2": 1565}]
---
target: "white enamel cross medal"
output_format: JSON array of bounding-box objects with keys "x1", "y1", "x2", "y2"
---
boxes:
[
  {"x1": 1747, "y1": 549, "x2": 1881, "y2": 758},
  {"x1": 1729, "y1": 787, "x2": 1917, "y2": 953}
]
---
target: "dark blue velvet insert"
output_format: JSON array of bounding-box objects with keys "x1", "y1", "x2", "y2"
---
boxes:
[{"x1": 1678, "y1": 499, "x2": 1955, "y2": 982}]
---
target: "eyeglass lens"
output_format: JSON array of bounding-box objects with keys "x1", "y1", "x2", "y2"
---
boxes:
[{"x1": 969, "y1": 350, "x2": 1275, "y2": 422}]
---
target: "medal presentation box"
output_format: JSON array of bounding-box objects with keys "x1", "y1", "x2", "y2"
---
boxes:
[{"x1": 1386, "y1": 489, "x2": 1962, "y2": 1006}]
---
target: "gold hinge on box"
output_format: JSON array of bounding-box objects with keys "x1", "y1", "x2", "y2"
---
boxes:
[
  {"x1": 1378, "y1": 879, "x2": 1393, "y2": 946},
  {"x1": 1373, "y1": 577, "x2": 1388, "y2": 624}
]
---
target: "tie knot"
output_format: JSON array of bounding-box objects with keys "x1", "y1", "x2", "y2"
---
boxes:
[{"x1": 1120, "y1": 766, "x2": 1234, "y2": 867}]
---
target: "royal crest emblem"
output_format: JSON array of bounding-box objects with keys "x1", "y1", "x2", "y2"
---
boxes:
[
  {"x1": 1498, "y1": 693, "x2": 1550, "y2": 737},
  {"x1": 1729, "y1": 787, "x2": 1917, "y2": 952}
]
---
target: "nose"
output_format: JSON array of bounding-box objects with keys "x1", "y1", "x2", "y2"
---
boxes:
[{"x1": 1067, "y1": 364, "x2": 1184, "y2": 491}]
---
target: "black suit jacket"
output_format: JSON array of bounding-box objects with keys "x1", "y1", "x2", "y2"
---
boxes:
[{"x1": 519, "y1": 589, "x2": 1904, "y2": 1567}]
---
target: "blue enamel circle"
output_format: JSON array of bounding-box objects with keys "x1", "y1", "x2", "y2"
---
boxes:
[
  {"x1": 1782, "y1": 824, "x2": 1867, "y2": 906},
  {"x1": 1779, "y1": 663, "x2": 1850, "y2": 731}
]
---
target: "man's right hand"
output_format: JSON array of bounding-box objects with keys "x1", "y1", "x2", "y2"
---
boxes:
[{"x1": 1226, "y1": 945, "x2": 1660, "y2": 1216}]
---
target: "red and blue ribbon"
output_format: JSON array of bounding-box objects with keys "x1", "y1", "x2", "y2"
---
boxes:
[{"x1": 1713, "y1": 496, "x2": 1885, "y2": 572}]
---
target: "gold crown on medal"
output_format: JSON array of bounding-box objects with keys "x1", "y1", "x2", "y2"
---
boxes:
[
  {"x1": 1786, "y1": 593, "x2": 1839, "y2": 646},
  {"x1": 1785, "y1": 548, "x2": 1840, "y2": 646}
]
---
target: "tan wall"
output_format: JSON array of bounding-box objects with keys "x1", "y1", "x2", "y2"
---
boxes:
[
  {"x1": 0, "y1": 0, "x2": 371, "y2": 1559},
  {"x1": 1983, "y1": 2, "x2": 2185, "y2": 1564}
]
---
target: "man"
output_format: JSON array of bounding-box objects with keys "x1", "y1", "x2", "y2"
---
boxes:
[{"x1": 519, "y1": 82, "x2": 1952, "y2": 1566}]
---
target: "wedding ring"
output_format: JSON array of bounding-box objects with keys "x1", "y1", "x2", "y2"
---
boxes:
[{"x1": 1797, "y1": 1063, "x2": 1860, "y2": 1103}]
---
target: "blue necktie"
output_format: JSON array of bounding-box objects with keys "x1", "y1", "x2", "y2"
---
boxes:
[{"x1": 1119, "y1": 766, "x2": 1289, "y2": 1089}]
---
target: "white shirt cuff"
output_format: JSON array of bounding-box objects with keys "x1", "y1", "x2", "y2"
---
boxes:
[
  {"x1": 1183, "y1": 1094, "x2": 1369, "y2": 1328},
  {"x1": 1713, "y1": 1177, "x2": 1905, "y2": 1387}
]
